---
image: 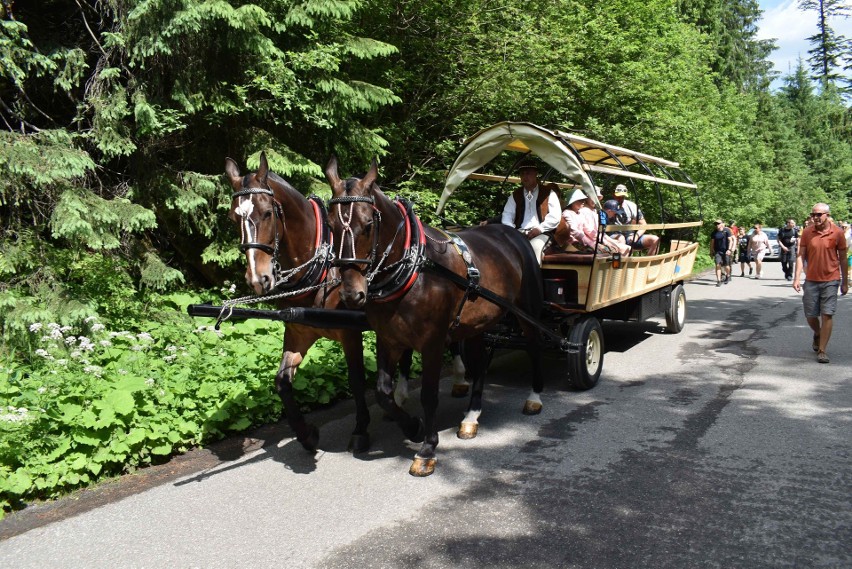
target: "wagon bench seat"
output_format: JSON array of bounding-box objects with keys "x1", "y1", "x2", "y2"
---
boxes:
[{"x1": 541, "y1": 251, "x2": 598, "y2": 265}]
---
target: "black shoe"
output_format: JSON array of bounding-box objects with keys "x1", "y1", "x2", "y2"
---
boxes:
[
  {"x1": 716, "y1": 281, "x2": 722, "y2": 287},
  {"x1": 786, "y1": 275, "x2": 792, "y2": 281},
  {"x1": 749, "y1": 267, "x2": 753, "y2": 275}
]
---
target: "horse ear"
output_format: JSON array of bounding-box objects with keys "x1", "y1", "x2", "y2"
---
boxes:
[
  {"x1": 257, "y1": 152, "x2": 269, "y2": 185},
  {"x1": 362, "y1": 158, "x2": 379, "y2": 190},
  {"x1": 224, "y1": 158, "x2": 241, "y2": 188},
  {"x1": 325, "y1": 155, "x2": 343, "y2": 194}
]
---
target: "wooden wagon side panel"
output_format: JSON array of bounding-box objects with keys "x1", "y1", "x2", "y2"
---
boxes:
[{"x1": 583, "y1": 243, "x2": 698, "y2": 311}]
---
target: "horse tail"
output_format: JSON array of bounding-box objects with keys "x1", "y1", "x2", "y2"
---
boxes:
[{"x1": 516, "y1": 233, "x2": 544, "y2": 319}]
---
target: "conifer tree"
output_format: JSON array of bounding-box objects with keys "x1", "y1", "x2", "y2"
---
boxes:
[
  {"x1": 798, "y1": 0, "x2": 850, "y2": 89},
  {"x1": 1, "y1": 0, "x2": 399, "y2": 334}
]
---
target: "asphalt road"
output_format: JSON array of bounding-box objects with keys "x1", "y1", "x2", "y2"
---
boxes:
[{"x1": 1, "y1": 263, "x2": 850, "y2": 568}]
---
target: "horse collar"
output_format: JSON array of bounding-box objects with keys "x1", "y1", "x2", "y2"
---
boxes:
[{"x1": 368, "y1": 198, "x2": 426, "y2": 303}]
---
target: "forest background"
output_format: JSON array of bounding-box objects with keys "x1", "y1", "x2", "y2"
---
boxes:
[{"x1": 0, "y1": 0, "x2": 850, "y2": 512}]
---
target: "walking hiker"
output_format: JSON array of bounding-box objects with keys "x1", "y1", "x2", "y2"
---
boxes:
[
  {"x1": 792, "y1": 203, "x2": 849, "y2": 364},
  {"x1": 778, "y1": 218, "x2": 799, "y2": 281},
  {"x1": 710, "y1": 220, "x2": 732, "y2": 286}
]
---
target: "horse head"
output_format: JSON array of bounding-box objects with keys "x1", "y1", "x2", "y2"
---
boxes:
[
  {"x1": 325, "y1": 156, "x2": 380, "y2": 309},
  {"x1": 225, "y1": 152, "x2": 284, "y2": 295}
]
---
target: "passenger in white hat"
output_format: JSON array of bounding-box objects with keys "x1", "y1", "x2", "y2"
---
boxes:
[{"x1": 561, "y1": 189, "x2": 629, "y2": 255}]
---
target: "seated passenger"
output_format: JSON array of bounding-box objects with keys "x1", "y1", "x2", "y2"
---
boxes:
[
  {"x1": 582, "y1": 188, "x2": 630, "y2": 256},
  {"x1": 603, "y1": 194, "x2": 660, "y2": 256}
]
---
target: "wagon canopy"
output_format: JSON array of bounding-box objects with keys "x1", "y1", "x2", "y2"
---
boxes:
[{"x1": 436, "y1": 121, "x2": 698, "y2": 215}]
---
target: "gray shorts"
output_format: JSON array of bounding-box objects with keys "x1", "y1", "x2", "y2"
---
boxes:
[
  {"x1": 802, "y1": 280, "x2": 840, "y2": 318},
  {"x1": 714, "y1": 252, "x2": 731, "y2": 266}
]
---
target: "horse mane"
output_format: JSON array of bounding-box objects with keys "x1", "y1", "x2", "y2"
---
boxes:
[{"x1": 267, "y1": 170, "x2": 302, "y2": 196}]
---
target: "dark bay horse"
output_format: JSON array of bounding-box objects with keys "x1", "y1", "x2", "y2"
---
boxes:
[
  {"x1": 225, "y1": 153, "x2": 384, "y2": 453},
  {"x1": 325, "y1": 157, "x2": 545, "y2": 476}
]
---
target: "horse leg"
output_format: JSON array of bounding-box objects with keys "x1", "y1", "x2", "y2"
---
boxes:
[
  {"x1": 374, "y1": 341, "x2": 424, "y2": 443},
  {"x1": 409, "y1": 342, "x2": 444, "y2": 477},
  {"x1": 394, "y1": 349, "x2": 413, "y2": 407},
  {"x1": 340, "y1": 331, "x2": 370, "y2": 453},
  {"x1": 449, "y1": 341, "x2": 470, "y2": 398},
  {"x1": 521, "y1": 326, "x2": 544, "y2": 415},
  {"x1": 457, "y1": 335, "x2": 486, "y2": 440},
  {"x1": 276, "y1": 327, "x2": 320, "y2": 452}
]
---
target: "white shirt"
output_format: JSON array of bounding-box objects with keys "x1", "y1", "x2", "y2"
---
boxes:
[{"x1": 501, "y1": 186, "x2": 562, "y2": 232}]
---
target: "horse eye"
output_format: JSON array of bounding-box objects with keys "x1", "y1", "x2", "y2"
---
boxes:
[
  {"x1": 363, "y1": 220, "x2": 373, "y2": 235},
  {"x1": 263, "y1": 210, "x2": 273, "y2": 220}
]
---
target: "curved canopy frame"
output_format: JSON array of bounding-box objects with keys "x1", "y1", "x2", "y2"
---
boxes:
[{"x1": 436, "y1": 121, "x2": 699, "y2": 220}]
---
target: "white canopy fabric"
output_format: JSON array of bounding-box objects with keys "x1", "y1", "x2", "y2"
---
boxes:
[{"x1": 436, "y1": 122, "x2": 596, "y2": 215}]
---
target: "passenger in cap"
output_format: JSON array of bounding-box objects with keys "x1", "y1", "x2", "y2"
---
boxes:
[{"x1": 604, "y1": 191, "x2": 659, "y2": 255}]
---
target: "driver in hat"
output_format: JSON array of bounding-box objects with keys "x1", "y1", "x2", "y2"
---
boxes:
[{"x1": 500, "y1": 158, "x2": 562, "y2": 264}]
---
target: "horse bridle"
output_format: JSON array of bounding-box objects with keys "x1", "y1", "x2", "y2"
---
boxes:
[
  {"x1": 232, "y1": 186, "x2": 332, "y2": 293},
  {"x1": 328, "y1": 195, "x2": 381, "y2": 268},
  {"x1": 328, "y1": 194, "x2": 425, "y2": 301},
  {"x1": 232, "y1": 187, "x2": 283, "y2": 257}
]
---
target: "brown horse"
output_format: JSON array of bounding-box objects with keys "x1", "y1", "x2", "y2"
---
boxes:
[
  {"x1": 325, "y1": 157, "x2": 545, "y2": 476},
  {"x1": 225, "y1": 153, "x2": 380, "y2": 453}
]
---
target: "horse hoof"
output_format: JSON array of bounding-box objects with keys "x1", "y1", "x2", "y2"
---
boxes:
[
  {"x1": 450, "y1": 384, "x2": 469, "y2": 398},
  {"x1": 404, "y1": 418, "x2": 425, "y2": 443},
  {"x1": 409, "y1": 456, "x2": 436, "y2": 477},
  {"x1": 348, "y1": 433, "x2": 370, "y2": 454},
  {"x1": 298, "y1": 424, "x2": 320, "y2": 452},
  {"x1": 522, "y1": 400, "x2": 542, "y2": 415},
  {"x1": 457, "y1": 422, "x2": 478, "y2": 439}
]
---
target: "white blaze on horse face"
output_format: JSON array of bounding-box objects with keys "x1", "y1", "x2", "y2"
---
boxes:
[{"x1": 237, "y1": 197, "x2": 262, "y2": 289}]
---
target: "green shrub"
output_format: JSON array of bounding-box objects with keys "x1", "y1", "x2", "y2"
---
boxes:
[{"x1": 0, "y1": 290, "x2": 388, "y2": 516}]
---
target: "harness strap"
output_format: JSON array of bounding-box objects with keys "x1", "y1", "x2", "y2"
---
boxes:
[{"x1": 431, "y1": 229, "x2": 481, "y2": 329}]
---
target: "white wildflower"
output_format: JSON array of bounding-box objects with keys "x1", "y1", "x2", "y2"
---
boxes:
[
  {"x1": 29, "y1": 323, "x2": 43, "y2": 332},
  {"x1": 0, "y1": 407, "x2": 30, "y2": 423},
  {"x1": 91, "y1": 323, "x2": 105, "y2": 332},
  {"x1": 59, "y1": 325, "x2": 72, "y2": 333},
  {"x1": 56, "y1": 359, "x2": 68, "y2": 366},
  {"x1": 65, "y1": 336, "x2": 77, "y2": 345},
  {"x1": 99, "y1": 340, "x2": 112, "y2": 347},
  {"x1": 35, "y1": 349, "x2": 50, "y2": 358},
  {"x1": 70, "y1": 350, "x2": 82, "y2": 359},
  {"x1": 145, "y1": 378, "x2": 155, "y2": 386},
  {"x1": 163, "y1": 355, "x2": 177, "y2": 363},
  {"x1": 136, "y1": 332, "x2": 154, "y2": 342},
  {"x1": 47, "y1": 323, "x2": 60, "y2": 330},
  {"x1": 118, "y1": 369, "x2": 128, "y2": 375},
  {"x1": 83, "y1": 365, "x2": 103, "y2": 377},
  {"x1": 131, "y1": 345, "x2": 144, "y2": 352},
  {"x1": 49, "y1": 328, "x2": 64, "y2": 340},
  {"x1": 37, "y1": 387, "x2": 47, "y2": 394},
  {"x1": 228, "y1": 283, "x2": 237, "y2": 294},
  {"x1": 166, "y1": 345, "x2": 178, "y2": 352},
  {"x1": 84, "y1": 316, "x2": 98, "y2": 323}
]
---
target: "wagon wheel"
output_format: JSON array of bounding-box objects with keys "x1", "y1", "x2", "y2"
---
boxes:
[
  {"x1": 566, "y1": 316, "x2": 604, "y2": 390},
  {"x1": 664, "y1": 284, "x2": 686, "y2": 334}
]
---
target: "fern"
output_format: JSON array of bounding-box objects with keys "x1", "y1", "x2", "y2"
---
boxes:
[
  {"x1": 50, "y1": 190, "x2": 156, "y2": 250},
  {"x1": 139, "y1": 253, "x2": 186, "y2": 290}
]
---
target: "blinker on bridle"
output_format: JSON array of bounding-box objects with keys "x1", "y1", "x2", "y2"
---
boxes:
[{"x1": 328, "y1": 194, "x2": 379, "y2": 267}]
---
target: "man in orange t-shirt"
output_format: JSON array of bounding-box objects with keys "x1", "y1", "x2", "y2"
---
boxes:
[{"x1": 792, "y1": 203, "x2": 849, "y2": 364}]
